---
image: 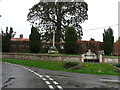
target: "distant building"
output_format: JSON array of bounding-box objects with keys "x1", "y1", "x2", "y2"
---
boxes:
[
  {"x1": 11, "y1": 34, "x2": 29, "y2": 41},
  {"x1": 10, "y1": 34, "x2": 29, "y2": 52},
  {"x1": 113, "y1": 37, "x2": 120, "y2": 56},
  {"x1": 10, "y1": 34, "x2": 119, "y2": 56}
]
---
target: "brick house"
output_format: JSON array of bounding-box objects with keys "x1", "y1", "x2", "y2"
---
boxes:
[
  {"x1": 10, "y1": 34, "x2": 30, "y2": 52},
  {"x1": 113, "y1": 37, "x2": 120, "y2": 56},
  {"x1": 10, "y1": 35, "x2": 119, "y2": 56}
]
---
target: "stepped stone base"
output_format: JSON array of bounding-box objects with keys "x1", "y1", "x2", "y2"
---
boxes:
[{"x1": 48, "y1": 46, "x2": 58, "y2": 54}]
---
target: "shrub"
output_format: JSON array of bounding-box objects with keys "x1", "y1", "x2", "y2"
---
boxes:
[
  {"x1": 113, "y1": 63, "x2": 120, "y2": 67},
  {"x1": 63, "y1": 62, "x2": 79, "y2": 69}
]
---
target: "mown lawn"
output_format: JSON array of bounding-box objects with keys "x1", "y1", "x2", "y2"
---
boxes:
[
  {"x1": 15, "y1": 52, "x2": 81, "y2": 56},
  {"x1": 2, "y1": 58, "x2": 120, "y2": 76},
  {"x1": 103, "y1": 55, "x2": 120, "y2": 57}
]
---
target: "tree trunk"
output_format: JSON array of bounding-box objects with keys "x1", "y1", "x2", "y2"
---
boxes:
[{"x1": 56, "y1": 2, "x2": 62, "y2": 50}]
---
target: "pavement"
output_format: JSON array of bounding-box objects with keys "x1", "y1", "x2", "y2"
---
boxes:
[{"x1": 1, "y1": 62, "x2": 120, "y2": 89}]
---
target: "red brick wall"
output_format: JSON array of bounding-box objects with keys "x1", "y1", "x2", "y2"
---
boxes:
[
  {"x1": 77, "y1": 41, "x2": 102, "y2": 54},
  {"x1": 10, "y1": 40, "x2": 119, "y2": 56},
  {"x1": 113, "y1": 42, "x2": 120, "y2": 56}
]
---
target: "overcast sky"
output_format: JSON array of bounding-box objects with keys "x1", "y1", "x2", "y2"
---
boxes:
[{"x1": 0, "y1": 0, "x2": 119, "y2": 42}]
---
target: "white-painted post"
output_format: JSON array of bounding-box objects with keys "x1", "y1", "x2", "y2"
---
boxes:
[
  {"x1": 100, "y1": 54, "x2": 102, "y2": 62},
  {"x1": 82, "y1": 54, "x2": 84, "y2": 62},
  {"x1": 53, "y1": 31, "x2": 55, "y2": 47}
]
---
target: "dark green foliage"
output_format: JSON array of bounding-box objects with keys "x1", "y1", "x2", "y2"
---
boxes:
[
  {"x1": 1, "y1": 27, "x2": 16, "y2": 52},
  {"x1": 65, "y1": 27, "x2": 78, "y2": 54},
  {"x1": 90, "y1": 38, "x2": 95, "y2": 41},
  {"x1": 113, "y1": 63, "x2": 120, "y2": 68},
  {"x1": 103, "y1": 27, "x2": 114, "y2": 55},
  {"x1": 27, "y1": 2, "x2": 88, "y2": 43},
  {"x1": 118, "y1": 39, "x2": 120, "y2": 43},
  {"x1": 63, "y1": 62, "x2": 79, "y2": 69},
  {"x1": 29, "y1": 26, "x2": 41, "y2": 53}
]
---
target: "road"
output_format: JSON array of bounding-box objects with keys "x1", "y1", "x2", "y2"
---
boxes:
[{"x1": 2, "y1": 62, "x2": 119, "y2": 89}]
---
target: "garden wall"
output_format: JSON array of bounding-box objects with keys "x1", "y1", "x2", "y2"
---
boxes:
[
  {"x1": 102, "y1": 57, "x2": 120, "y2": 63},
  {"x1": 2, "y1": 53, "x2": 82, "y2": 62},
  {"x1": 2, "y1": 53, "x2": 120, "y2": 63}
]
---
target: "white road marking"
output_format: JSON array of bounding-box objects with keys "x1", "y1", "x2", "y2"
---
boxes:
[
  {"x1": 49, "y1": 78, "x2": 54, "y2": 81},
  {"x1": 53, "y1": 81, "x2": 59, "y2": 85},
  {"x1": 100, "y1": 79, "x2": 120, "y2": 83},
  {"x1": 45, "y1": 81, "x2": 51, "y2": 85},
  {"x1": 57, "y1": 85, "x2": 63, "y2": 89},
  {"x1": 45, "y1": 75, "x2": 50, "y2": 78},
  {"x1": 42, "y1": 78, "x2": 47, "y2": 81},
  {"x1": 45, "y1": 75, "x2": 54, "y2": 81},
  {"x1": 4, "y1": 62, "x2": 64, "y2": 90},
  {"x1": 33, "y1": 72, "x2": 43, "y2": 78},
  {"x1": 28, "y1": 69, "x2": 34, "y2": 73},
  {"x1": 48, "y1": 85, "x2": 54, "y2": 89}
]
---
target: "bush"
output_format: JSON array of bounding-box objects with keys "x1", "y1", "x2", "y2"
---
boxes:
[
  {"x1": 113, "y1": 63, "x2": 120, "y2": 67},
  {"x1": 63, "y1": 62, "x2": 79, "y2": 69}
]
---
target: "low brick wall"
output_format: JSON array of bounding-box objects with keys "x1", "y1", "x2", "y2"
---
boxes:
[
  {"x1": 2, "y1": 53, "x2": 82, "y2": 62},
  {"x1": 2, "y1": 53, "x2": 120, "y2": 63},
  {"x1": 102, "y1": 57, "x2": 120, "y2": 63}
]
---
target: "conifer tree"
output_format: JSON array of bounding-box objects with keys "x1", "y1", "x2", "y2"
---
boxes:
[
  {"x1": 1, "y1": 27, "x2": 16, "y2": 52},
  {"x1": 65, "y1": 27, "x2": 78, "y2": 54},
  {"x1": 103, "y1": 27, "x2": 114, "y2": 55},
  {"x1": 29, "y1": 26, "x2": 41, "y2": 53}
]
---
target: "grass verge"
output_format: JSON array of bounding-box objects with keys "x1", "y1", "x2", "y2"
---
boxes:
[
  {"x1": 2, "y1": 58, "x2": 120, "y2": 76},
  {"x1": 103, "y1": 55, "x2": 120, "y2": 57},
  {"x1": 14, "y1": 52, "x2": 80, "y2": 56}
]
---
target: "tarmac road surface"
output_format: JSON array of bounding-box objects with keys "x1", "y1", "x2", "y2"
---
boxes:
[{"x1": 2, "y1": 62, "x2": 119, "y2": 89}]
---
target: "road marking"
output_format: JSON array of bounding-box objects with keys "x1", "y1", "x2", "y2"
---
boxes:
[
  {"x1": 48, "y1": 85, "x2": 54, "y2": 89},
  {"x1": 21, "y1": 66, "x2": 43, "y2": 78},
  {"x1": 42, "y1": 78, "x2": 47, "y2": 81},
  {"x1": 57, "y1": 85, "x2": 63, "y2": 89},
  {"x1": 33, "y1": 72, "x2": 43, "y2": 78},
  {"x1": 100, "y1": 79, "x2": 120, "y2": 83},
  {"x1": 45, "y1": 75, "x2": 50, "y2": 78},
  {"x1": 49, "y1": 78, "x2": 54, "y2": 81},
  {"x1": 45, "y1": 75, "x2": 54, "y2": 81},
  {"x1": 4, "y1": 62, "x2": 64, "y2": 90},
  {"x1": 45, "y1": 81, "x2": 51, "y2": 85},
  {"x1": 53, "y1": 81, "x2": 59, "y2": 85}
]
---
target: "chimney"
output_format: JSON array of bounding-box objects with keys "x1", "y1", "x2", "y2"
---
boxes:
[{"x1": 20, "y1": 34, "x2": 23, "y2": 39}]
